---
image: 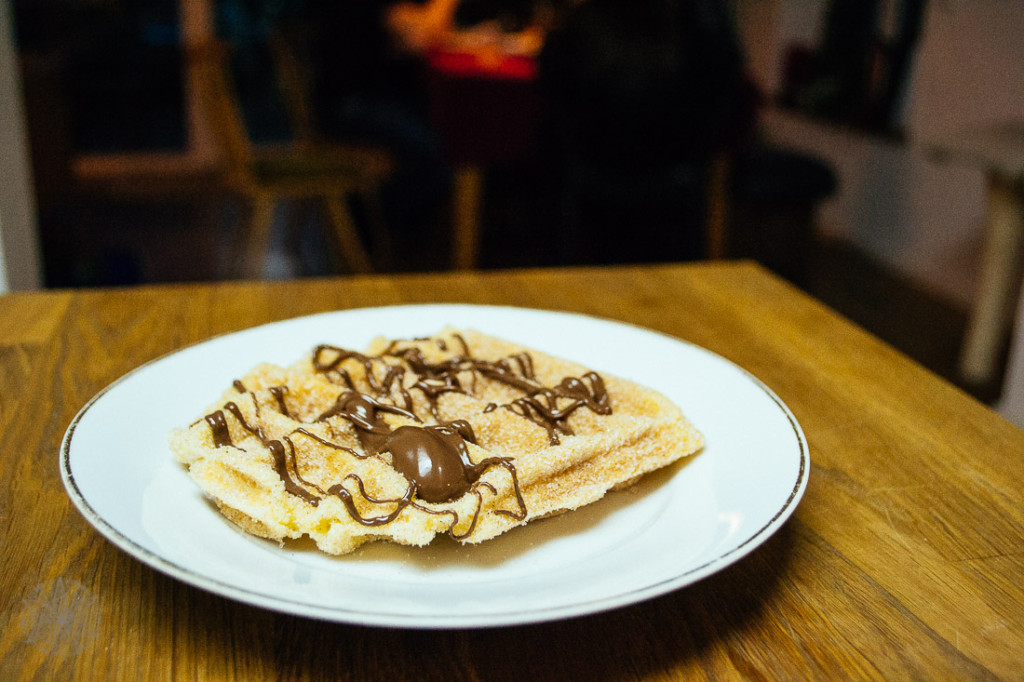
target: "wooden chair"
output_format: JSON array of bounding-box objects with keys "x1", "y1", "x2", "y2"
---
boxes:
[{"x1": 190, "y1": 40, "x2": 392, "y2": 277}]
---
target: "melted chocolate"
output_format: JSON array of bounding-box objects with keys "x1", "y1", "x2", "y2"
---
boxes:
[
  {"x1": 313, "y1": 391, "x2": 518, "y2": 511},
  {"x1": 204, "y1": 411, "x2": 232, "y2": 447},
  {"x1": 317, "y1": 391, "x2": 418, "y2": 456},
  {"x1": 204, "y1": 335, "x2": 609, "y2": 538},
  {"x1": 269, "y1": 385, "x2": 290, "y2": 417},
  {"x1": 328, "y1": 474, "x2": 415, "y2": 527},
  {"x1": 222, "y1": 401, "x2": 268, "y2": 442},
  {"x1": 386, "y1": 424, "x2": 478, "y2": 503},
  {"x1": 268, "y1": 439, "x2": 322, "y2": 505},
  {"x1": 378, "y1": 342, "x2": 609, "y2": 444}
]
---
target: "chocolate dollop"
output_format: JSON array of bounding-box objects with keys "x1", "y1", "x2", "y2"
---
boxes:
[{"x1": 385, "y1": 423, "x2": 479, "y2": 503}]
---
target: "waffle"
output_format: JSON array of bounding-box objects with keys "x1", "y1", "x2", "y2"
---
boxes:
[{"x1": 170, "y1": 328, "x2": 704, "y2": 555}]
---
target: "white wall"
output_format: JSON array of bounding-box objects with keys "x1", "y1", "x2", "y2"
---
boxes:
[
  {"x1": 0, "y1": 0, "x2": 43, "y2": 293},
  {"x1": 737, "y1": 1, "x2": 1024, "y2": 421},
  {"x1": 736, "y1": 0, "x2": 1024, "y2": 311},
  {"x1": 761, "y1": 108, "x2": 987, "y2": 309},
  {"x1": 735, "y1": 0, "x2": 826, "y2": 100},
  {"x1": 901, "y1": 1, "x2": 1024, "y2": 143}
]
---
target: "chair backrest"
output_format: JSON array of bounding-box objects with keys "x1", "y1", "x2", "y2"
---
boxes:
[
  {"x1": 267, "y1": 31, "x2": 317, "y2": 146},
  {"x1": 188, "y1": 41, "x2": 255, "y2": 187}
]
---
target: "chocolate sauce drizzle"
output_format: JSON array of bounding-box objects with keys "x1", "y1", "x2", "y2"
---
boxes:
[{"x1": 203, "y1": 334, "x2": 612, "y2": 540}]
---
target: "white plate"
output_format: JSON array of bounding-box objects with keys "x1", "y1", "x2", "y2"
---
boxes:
[{"x1": 61, "y1": 304, "x2": 809, "y2": 628}]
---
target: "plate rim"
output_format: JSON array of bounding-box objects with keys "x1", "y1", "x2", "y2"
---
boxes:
[{"x1": 60, "y1": 302, "x2": 810, "y2": 628}]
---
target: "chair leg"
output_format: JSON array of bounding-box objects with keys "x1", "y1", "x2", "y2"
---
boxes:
[
  {"x1": 959, "y1": 172, "x2": 1024, "y2": 387},
  {"x1": 452, "y1": 164, "x2": 483, "y2": 270},
  {"x1": 361, "y1": 186, "x2": 393, "y2": 270},
  {"x1": 242, "y1": 194, "x2": 277, "y2": 279},
  {"x1": 323, "y1": 194, "x2": 373, "y2": 273},
  {"x1": 705, "y1": 153, "x2": 732, "y2": 260}
]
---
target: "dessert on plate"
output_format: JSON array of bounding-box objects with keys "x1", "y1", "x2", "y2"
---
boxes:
[{"x1": 171, "y1": 328, "x2": 704, "y2": 555}]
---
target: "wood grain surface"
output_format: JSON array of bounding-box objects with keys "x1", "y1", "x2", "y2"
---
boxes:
[{"x1": 1, "y1": 262, "x2": 1021, "y2": 680}]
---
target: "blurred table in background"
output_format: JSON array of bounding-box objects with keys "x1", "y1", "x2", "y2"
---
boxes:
[{"x1": 425, "y1": 42, "x2": 540, "y2": 269}]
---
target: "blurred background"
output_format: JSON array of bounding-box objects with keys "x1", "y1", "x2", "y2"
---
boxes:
[{"x1": 1, "y1": 0, "x2": 1023, "y2": 417}]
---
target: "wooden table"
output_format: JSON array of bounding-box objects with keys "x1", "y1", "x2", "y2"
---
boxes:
[{"x1": 2, "y1": 262, "x2": 1022, "y2": 679}]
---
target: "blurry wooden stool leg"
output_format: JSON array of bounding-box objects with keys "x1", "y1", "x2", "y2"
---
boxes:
[
  {"x1": 242, "y1": 193, "x2": 277, "y2": 279},
  {"x1": 361, "y1": 186, "x2": 393, "y2": 270},
  {"x1": 453, "y1": 164, "x2": 483, "y2": 270},
  {"x1": 959, "y1": 173, "x2": 1024, "y2": 387},
  {"x1": 217, "y1": 197, "x2": 247, "y2": 278},
  {"x1": 323, "y1": 194, "x2": 373, "y2": 274},
  {"x1": 705, "y1": 153, "x2": 732, "y2": 260}
]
